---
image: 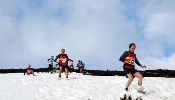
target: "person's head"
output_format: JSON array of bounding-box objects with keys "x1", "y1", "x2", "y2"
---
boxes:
[
  {"x1": 78, "y1": 60, "x2": 80, "y2": 62},
  {"x1": 61, "y1": 49, "x2": 65, "y2": 54},
  {"x1": 51, "y1": 56, "x2": 54, "y2": 58},
  {"x1": 28, "y1": 64, "x2": 31, "y2": 68},
  {"x1": 129, "y1": 43, "x2": 136, "y2": 53}
]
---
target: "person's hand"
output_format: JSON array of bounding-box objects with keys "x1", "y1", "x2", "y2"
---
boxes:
[{"x1": 141, "y1": 65, "x2": 146, "y2": 68}]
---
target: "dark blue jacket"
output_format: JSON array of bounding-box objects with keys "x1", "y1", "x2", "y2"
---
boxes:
[{"x1": 119, "y1": 51, "x2": 141, "y2": 68}]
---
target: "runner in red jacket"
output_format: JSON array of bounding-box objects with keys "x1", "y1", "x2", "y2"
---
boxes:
[
  {"x1": 119, "y1": 43, "x2": 146, "y2": 92},
  {"x1": 55, "y1": 49, "x2": 71, "y2": 79},
  {"x1": 24, "y1": 64, "x2": 36, "y2": 76}
]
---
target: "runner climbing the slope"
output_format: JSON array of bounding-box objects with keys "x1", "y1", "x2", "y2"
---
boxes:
[
  {"x1": 47, "y1": 56, "x2": 54, "y2": 74},
  {"x1": 55, "y1": 49, "x2": 71, "y2": 80},
  {"x1": 119, "y1": 43, "x2": 146, "y2": 92},
  {"x1": 68, "y1": 60, "x2": 74, "y2": 73}
]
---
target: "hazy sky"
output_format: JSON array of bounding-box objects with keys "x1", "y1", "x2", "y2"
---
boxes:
[{"x1": 0, "y1": 0, "x2": 175, "y2": 70}]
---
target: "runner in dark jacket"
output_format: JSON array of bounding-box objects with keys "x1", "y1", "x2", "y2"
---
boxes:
[
  {"x1": 119, "y1": 43, "x2": 146, "y2": 92},
  {"x1": 68, "y1": 60, "x2": 74, "y2": 73},
  {"x1": 47, "y1": 56, "x2": 54, "y2": 74}
]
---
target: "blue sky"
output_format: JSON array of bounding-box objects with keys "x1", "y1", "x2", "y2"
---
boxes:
[{"x1": 0, "y1": 0, "x2": 175, "y2": 70}]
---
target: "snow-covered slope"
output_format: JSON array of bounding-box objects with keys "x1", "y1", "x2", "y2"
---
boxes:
[{"x1": 0, "y1": 73, "x2": 174, "y2": 100}]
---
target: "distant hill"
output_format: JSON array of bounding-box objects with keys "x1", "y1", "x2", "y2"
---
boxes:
[{"x1": 0, "y1": 68, "x2": 174, "y2": 78}]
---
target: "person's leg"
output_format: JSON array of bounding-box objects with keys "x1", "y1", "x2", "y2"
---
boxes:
[
  {"x1": 70, "y1": 68, "x2": 74, "y2": 73},
  {"x1": 62, "y1": 68, "x2": 64, "y2": 73},
  {"x1": 65, "y1": 68, "x2": 68, "y2": 78},
  {"x1": 26, "y1": 72, "x2": 30, "y2": 75},
  {"x1": 68, "y1": 67, "x2": 70, "y2": 73},
  {"x1": 31, "y1": 70, "x2": 35, "y2": 76},
  {"x1": 126, "y1": 74, "x2": 134, "y2": 90},
  {"x1": 27, "y1": 70, "x2": 32, "y2": 75},
  {"x1": 59, "y1": 66, "x2": 62, "y2": 78},
  {"x1": 48, "y1": 64, "x2": 51, "y2": 72},
  {"x1": 49, "y1": 64, "x2": 51, "y2": 70},
  {"x1": 134, "y1": 72, "x2": 143, "y2": 86},
  {"x1": 69, "y1": 68, "x2": 72, "y2": 73},
  {"x1": 82, "y1": 67, "x2": 84, "y2": 73},
  {"x1": 66, "y1": 67, "x2": 69, "y2": 74},
  {"x1": 80, "y1": 68, "x2": 83, "y2": 73},
  {"x1": 78, "y1": 67, "x2": 80, "y2": 73},
  {"x1": 51, "y1": 64, "x2": 53, "y2": 74}
]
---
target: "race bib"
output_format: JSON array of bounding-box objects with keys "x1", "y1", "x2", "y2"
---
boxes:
[
  {"x1": 129, "y1": 59, "x2": 135, "y2": 65},
  {"x1": 62, "y1": 58, "x2": 67, "y2": 63}
]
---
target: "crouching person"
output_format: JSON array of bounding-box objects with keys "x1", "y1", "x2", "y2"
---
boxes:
[
  {"x1": 77, "y1": 60, "x2": 85, "y2": 73},
  {"x1": 24, "y1": 64, "x2": 36, "y2": 76}
]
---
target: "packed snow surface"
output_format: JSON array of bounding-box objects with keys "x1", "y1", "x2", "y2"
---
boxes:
[{"x1": 0, "y1": 73, "x2": 175, "y2": 100}]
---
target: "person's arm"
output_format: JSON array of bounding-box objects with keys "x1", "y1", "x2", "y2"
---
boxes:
[
  {"x1": 83, "y1": 63, "x2": 85, "y2": 67},
  {"x1": 77, "y1": 63, "x2": 79, "y2": 67},
  {"x1": 66, "y1": 54, "x2": 71, "y2": 61},
  {"x1": 135, "y1": 57, "x2": 141, "y2": 66},
  {"x1": 135, "y1": 57, "x2": 146, "y2": 68},
  {"x1": 55, "y1": 54, "x2": 60, "y2": 61},
  {"x1": 119, "y1": 51, "x2": 128, "y2": 62},
  {"x1": 47, "y1": 59, "x2": 50, "y2": 61},
  {"x1": 69, "y1": 59, "x2": 73, "y2": 62}
]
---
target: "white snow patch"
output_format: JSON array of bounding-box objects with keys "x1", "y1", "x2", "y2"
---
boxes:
[{"x1": 0, "y1": 73, "x2": 174, "y2": 100}]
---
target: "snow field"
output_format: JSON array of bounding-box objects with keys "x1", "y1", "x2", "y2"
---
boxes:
[{"x1": 0, "y1": 73, "x2": 174, "y2": 100}]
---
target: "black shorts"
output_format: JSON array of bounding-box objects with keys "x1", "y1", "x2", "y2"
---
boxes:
[
  {"x1": 124, "y1": 68, "x2": 137, "y2": 78},
  {"x1": 67, "y1": 66, "x2": 70, "y2": 70},
  {"x1": 59, "y1": 65, "x2": 68, "y2": 69}
]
